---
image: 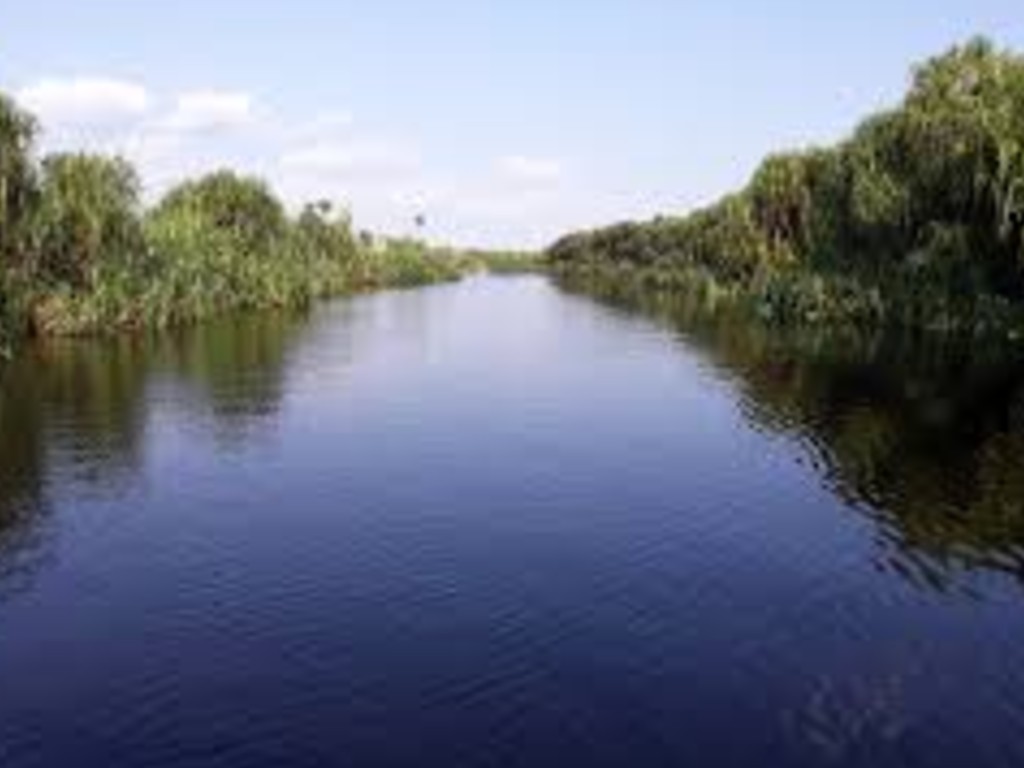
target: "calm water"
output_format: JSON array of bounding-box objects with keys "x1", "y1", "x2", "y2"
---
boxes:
[{"x1": 2, "y1": 275, "x2": 1024, "y2": 767}]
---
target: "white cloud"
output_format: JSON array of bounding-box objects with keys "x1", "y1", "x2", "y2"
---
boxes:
[
  {"x1": 280, "y1": 140, "x2": 420, "y2": 178},
  {"x1": 163, "y1": 90, "x2": 254, "y2": 132},
  {"x1": 16, "y1": 77, "x2": 149, "y2": 124},
  {"x1": 13, "y1": 74, "x2": 584, "y2": 247},
  {"x1": 115, "y1": 130, "x2": 182, "y2": 166},
  {"x1": 290, "y1": 111, "x2": 355, "y2": 141},
  {"x1": 389, "y1": 184, "x2": 456, "y2": 211},
  {"x1": 497, "y1": 155, "x2": 564, "y2": 184},
  {"x1": 455, "y1": 187, "x2": 559, "y2": 221}
]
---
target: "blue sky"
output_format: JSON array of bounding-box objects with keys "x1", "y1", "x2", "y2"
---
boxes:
[{"x1": 4, "y1": 1, "x2": 1023, "y2": 247}]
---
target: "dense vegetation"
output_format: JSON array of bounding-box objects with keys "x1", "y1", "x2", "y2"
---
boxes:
[
  {"x1": 0, "y1": 94, "x2": 460, "y2": 356},
  {"x1": 468, "y1": 249, "x2": 545, "y2": 274},
  {"x1": 548, "y1": 39, "x2": 1024, "y2": 335}
]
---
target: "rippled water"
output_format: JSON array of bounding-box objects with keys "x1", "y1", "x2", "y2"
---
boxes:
[{"x1": 2, "y1": 275, "x2": 1024, "y2": 767}]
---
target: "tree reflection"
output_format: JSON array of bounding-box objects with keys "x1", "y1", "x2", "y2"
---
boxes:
[
  {"x1": 0, "y1": 309, "x2": 309, "y2": 595},
  {"x1": 558, "y1": 273, "x2": 1024, "y2": 592},
  {"x1": 149, "y1": 311, "x2": 305, "y2": 444}
]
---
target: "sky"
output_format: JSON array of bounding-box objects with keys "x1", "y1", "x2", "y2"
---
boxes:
[{"x1": 3, "y1": 1, "x2": 1023, "y2": 248}]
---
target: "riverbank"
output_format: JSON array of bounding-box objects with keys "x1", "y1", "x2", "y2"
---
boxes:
[
  {"x1": 546, "y1": 38, "x2": 1024, "y2": 338},
  {"x1": 471, "y1": 250, "x2": 546, "y2": 274},
  {"x1": 0, "y1": 96, "x2": 463, "y2": 359},
  {"x1": 551, "y1": 259, "x2": 1024, "y2": 339},
  {"x1": 1, "y1": 238, "x2": 461, "y2": 359},
  {"x1": 14, "y1": 235, "x2": 461, "y2": 339}
]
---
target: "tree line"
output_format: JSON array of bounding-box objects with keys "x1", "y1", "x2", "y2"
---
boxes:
[
  {"x1": 0, "y1": 94, "x2": 460, "y2": 355},
  {"x1": 548, "y1": 38, "x2": 1024, "y2": 334}
]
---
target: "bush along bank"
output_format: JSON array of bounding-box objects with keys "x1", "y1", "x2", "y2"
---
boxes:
[
  {"x1": 547, "y1": 38, "x2": 1024, "y2": 338},
  {"x1": 0, "y1": 95, "x2": 460, "y2": 356}
]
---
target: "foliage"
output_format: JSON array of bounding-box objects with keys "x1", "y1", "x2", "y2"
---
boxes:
[
  {"x1": 0, "y1": 94, "x2": 37, "y2": 272},
  {"x1": 34, "y1": 153, "x2": 146, "y2": 288},
  {"x1": 149, "y1": 171, "x2": 287, "y2": 259},
  {"x1": 464, "y1": 249, "x2": 544, "y2": 274},
  {"x1": 0, "y1": 95, "x2": 38, "y2": 356},
  {"x1": 548, "y1": 37, "x2": 1024, "y2": 335},
  {"x1": 0, "y1": 113, "x2": 463, "y2": 348}
]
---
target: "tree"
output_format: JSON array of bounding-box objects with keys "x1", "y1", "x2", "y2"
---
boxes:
[
  {"x1": 0, "y1": 94, "x2": 38, "y2": 271},
  {"x1": 546, "y1": 37, "x2": 1024, "y2": 318},
  {"x1": 292, "y1": 200, "x2": 356, "y2": 264},
  {"x1": 34, "y1": 153, "x2": 144, "y2": 287},
  {"x1": 150, "y1": 170, "x2": 288, "y2": 258},
  {"x1": 749, "y1": 153, "x2": 812, "y2": 254}
]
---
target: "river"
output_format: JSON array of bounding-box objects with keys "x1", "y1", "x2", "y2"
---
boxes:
[{"x1": 1, "y1": 275, "x2": 1023, "y2": 767}]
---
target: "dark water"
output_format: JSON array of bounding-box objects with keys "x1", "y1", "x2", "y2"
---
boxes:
[{"x1": 2, "y1": 275, "x2": 1024, "y2": 768}]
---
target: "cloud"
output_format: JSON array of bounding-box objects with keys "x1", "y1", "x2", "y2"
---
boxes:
[
  {"x1": 162, "y1": 90, "x2": 254, "y2": 133},
  {"x1": 280, "y1": 140, "x2": 420, "y2": 179},
  {"x1": 12, "y1": 74, "x2": 582, "y2": 247},
  {"x1": 454, "y1": 187, "x2": 559, "y2": 221},
  {"x1": 389, "y1": 184, "x2": 456, "y2": 211},
  {"x1": 16, "y1": 77, "x2": 149, "y2": 124},
  {"x1": 290, "y1": 111, "x2": 355, "y2": 141},
  {"x1": 497, "y1": 155, "x2": 564, "y2": 184}
]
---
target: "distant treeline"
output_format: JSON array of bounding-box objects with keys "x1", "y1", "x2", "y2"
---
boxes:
[
  {"x1": 467, "y1": 249, "x2": 544, "y2": 274},
  {"x1": 548, "y1": 38, "x2": 1024, "y2": 335},
  {"x1": 0, "y1": 95, "x2": 462, "y2": 355}
]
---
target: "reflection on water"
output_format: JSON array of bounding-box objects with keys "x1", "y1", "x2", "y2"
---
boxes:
[
  {"x1": 2, "y1": 277, "x2": 1024, "y2": 767},
  {"x1": 5, "y1": 277, "x2": 1024, "y2": 598},
  {"x1": 557, "y1": 273, "x2": 1024, "y2": 594},
  {"x1": 4, "y1": 279, "x2": 1024, "y2": 595},
  {"x1": 0, "y1": 311, "x2": 307, "y2": 597}
]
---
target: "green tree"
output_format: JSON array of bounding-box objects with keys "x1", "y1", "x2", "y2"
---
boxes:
[
  {"x1": 34, "y1": 153, "x2": 145, "y2": 288},
  {"x1": 0, "y1": 94, "x2": 38, "y2": 271},
  {"x1": 547, "y1": 37, "x2": 1024, "y2": 329},
  {"x1": 150, "y1": 170, "x2": 287, "y2": 259},
  {"x1": 748, "y1": 152, "x2": 812, "y2": 256}
]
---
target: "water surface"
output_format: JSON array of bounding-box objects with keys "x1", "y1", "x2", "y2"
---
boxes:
[{"x1": 2, "y1": 275, "x2": 1024, "y2": 767}]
